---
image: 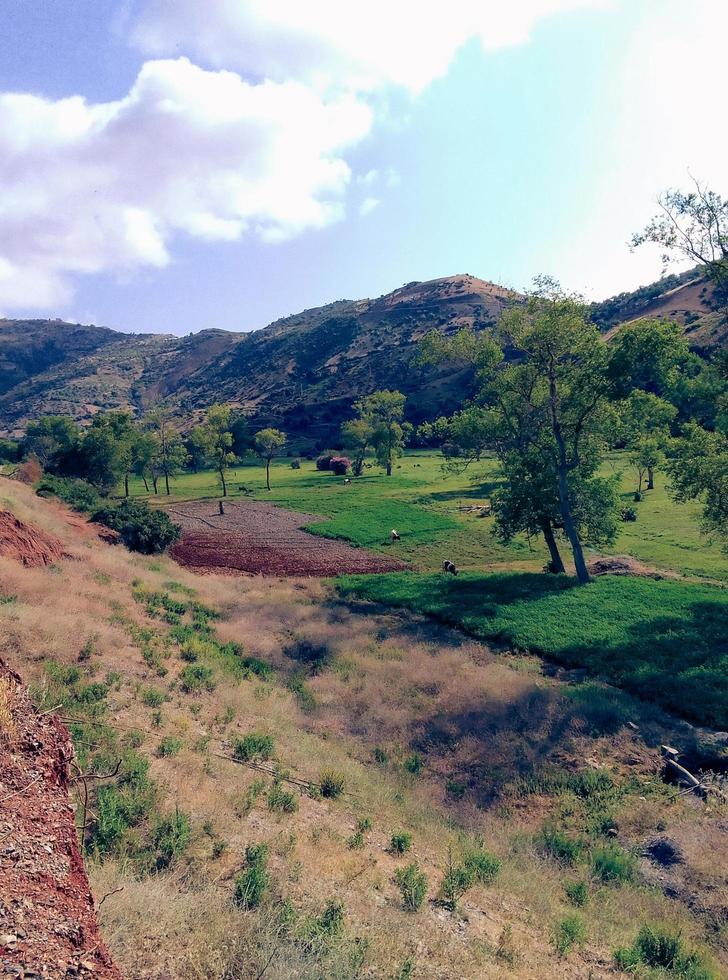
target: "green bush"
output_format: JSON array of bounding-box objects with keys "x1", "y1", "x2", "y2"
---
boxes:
[
  {"x1": 36, "y1": 475, "x2": 101, "y2": 512},
  {"x1": 463, "y1": 847, "x2": 501, "y2": 885},
  {"x1": 318, "y1": 899, "x2": 345, "y2": 935},
  {"x1": 234, "y1": 844, "x2": 270, "y2": 909},
  {"x1": 180, "y1": 664, "x2": 215, "y2": 693},
  {"x1": 141, "y1": 686, "x2": 166, "y2": 707},
  {"x1": 540, "y1": 828, "x2": 585, "y2": 866},
  {"x1": 564, "y1": 880, "x2": 589, "y2": 907},
  {"x1": 404, "y1": 753, "x2": 422, "y2": 775},
  {"x1": 156, "y1": 736, "x2": 182, "y2": 757},
  {"x1": 267, "y1": 782, "x2": 299, "y2": 814},
  {"x1": 438, "y1": 853, "x2": 474, "y2": 912},
  {"x1": 590, "y1": 843, "x2": 636, "y2": 885},
  {"x1": 92, "y1": 499, "x2": 182, "y2": 554},
  {"x1": 390, "y1": 832, "x2": 413, "y2": 855},
  {"x1": 614, "y1": 925, "x2": 717, "y2": 979},
  {"x1": 319, "y1": 768, "x2": 345, "y2": 799},
  {"x1": 395, "y1": 861, "x2": 428, "y2": 911},
  {"x1": 553, "y1": 914, "x2": 586, "y2": 957},
  {"x1": 152, "y1": 808, "x2": 191, "y2": 870},
  {"x1": 233, "y1": 732, "x2": 274, "y2": 762}
]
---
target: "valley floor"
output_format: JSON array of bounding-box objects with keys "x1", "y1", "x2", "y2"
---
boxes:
[{"x1": 1, "y1": 478, "x2": 727, "y2": 978}]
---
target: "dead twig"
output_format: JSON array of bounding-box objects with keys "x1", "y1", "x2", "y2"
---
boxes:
[{"x1": 97, "y1": 886, "x2": 124, "y2": 908}]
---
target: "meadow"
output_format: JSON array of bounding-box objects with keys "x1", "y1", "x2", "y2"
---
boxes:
[{"x1": 130, "y1": 450, "x2": 728, "y2": 582}]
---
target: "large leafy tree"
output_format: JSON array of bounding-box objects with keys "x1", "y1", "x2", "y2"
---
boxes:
[
  {"x1": 192, "y1": 404, "x2": 237, "y2": 496},
  {"x1": 618, "y1": 390, "x2": 677, "y2": 492},
  {"x1": 146, "y1": 407, "x2": 188, "y2": 496},
  {"x1": 351, "y1": 390, "x2": 409, "y2": 476},
  {"x1": 79, "y1": 411, "x2": 136, "y2": 493},
  {"x1": 23, "y1": 415, "x2": 80, "y2": 470},
  {"x1": 254, "y1": 428, "x2": 286, "y2": 490},
  {"x1": 667, "y1": 423, "x2": 728, "y2": 551},
  {"x1": 341, "y1": 417, "x2": 374, "y2": 477}
]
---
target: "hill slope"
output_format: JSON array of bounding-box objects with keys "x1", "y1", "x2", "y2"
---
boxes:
[{"x1": 0, "y1": 271, "x2": 722, "y2": 441}]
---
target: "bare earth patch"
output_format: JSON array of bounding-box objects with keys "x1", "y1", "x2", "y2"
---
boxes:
[
  {"x1": 0, "y1": 510, "x2": 68, "y2": 567},
  {"x1": 167, "y1": 498, "x2": 407, "y2": 576}
]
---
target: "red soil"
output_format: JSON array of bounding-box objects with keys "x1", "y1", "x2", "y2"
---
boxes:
[
  {"x1": 0, "y1": 660, "x2": 121, "y2": 978},
  {"x1": 0, "y1": 510, "x2": 67, "y2": 567},
  {"x1": 168, "y1": 499, "x2": 407, "y2": 577}
]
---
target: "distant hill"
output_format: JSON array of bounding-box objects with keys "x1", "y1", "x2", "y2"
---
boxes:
[{"x1": 0, "y1": 271, "x2": 723, "y2": 444}]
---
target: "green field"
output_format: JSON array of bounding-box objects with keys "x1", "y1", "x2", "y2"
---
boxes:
[
  {"x1": 337, "y1": 571, "x2": 728, "y2": 729},
  {"x1": 131, "y1": 450, "x2": 727, "y2": 582}
]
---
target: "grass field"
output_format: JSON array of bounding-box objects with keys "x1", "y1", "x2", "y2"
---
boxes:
[
  {"x1": 130, "y1": 450, "x2": 727, "y2": 582},
  {"x1": 337, "y1": 571, "x2": 728, "y2": 729}
]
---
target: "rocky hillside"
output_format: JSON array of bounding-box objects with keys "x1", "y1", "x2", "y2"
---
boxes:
[{"x1": 0, "y1": 271, "x2": 723, "y2": 442}]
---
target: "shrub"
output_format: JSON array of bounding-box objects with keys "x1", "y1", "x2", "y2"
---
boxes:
[
  {"x1": 156, "y1": 736, "x2": 182, "y2": 757},
  {"x1": 318, "y1": 899, "x2": 345, "y2": 935},
  {"x1": 565, "y1": 880, "x2": 589, "y2": 907},
  {"x1": 290, "y1": 458, "x2": 301, "y2": 469},
  {"x1": 463, "y1": 847, "x2": 501, "y2": 885},
  {"x1": 233, "y1": 732, "x2": 274, "y2": 762},
  {"x1": 141, "y1": 686, "x2": 166, "y2": 707},
  {"x1": 267, "y1": 782, "x2": 299, "y2": 814},
  {"x1": 36, "y1": 474, "x2": 101, "y2": 512},
  {"x1": 180, "y1": 664, "x2": 215, "y2": 693},
  {"x1": 390, "y1": 832, "x2": 413, "y2": 854},
  {"x1": 319, "y1": 768, "x2": 345, "y2": 799},
  {"x1": 439, "y1": 858, "x2": 473, "y2": 912},
  {"x1": 329, "y1": 455, "x2": 351, "y2": 476},
  {"x1": 614, "y1": 925, "x2": 717, "y2": 979},
  {"x1": 553, "y1": 914, "x2": 586, "y2": 957},
  {"x1": 283, "y1": 636, "x2": 332, "y2": 671},
  {"x1": 621, "y1": 506, "x2": 638, "y2": 522},
  {"x1": 404, "y1": 753, "x2": 422, "y2": 775},
  {"x1": 92, "y1": 499, "x2": 182, "y2": 554},
  {"x1": 446, "y1": 776, "x2": 466, "y2": 799},
  {"x1": 590, "y1": 843, "x2": 636, "y2": 885},
  {"x1": 316, "y1": 453, "x2": 334, "y2": 471},
  {"x1": 234, "y1": 843, "x2": 270, "y2": 909},
  {"x1": 540, "y1": 828, "x2": 584, "y2": 866},
  {"x1": 347, "y1": 830, "x2": 365, "y2": 849},
  {"x1": 152, "y1": 808, "x2": 191, "y2": 870},
  {"x1": 395, "y1": 861, "x2": 428, "y2": 911},
  {"x1": 357, "y1": 816, "x2": 372, "y2": 832}
]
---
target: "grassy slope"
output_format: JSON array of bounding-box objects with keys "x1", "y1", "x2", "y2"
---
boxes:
[
  {"x1": 337, "y1": 572, "x2": 728, "y2": 729},
  {"x1": 132, "y1": 450, "x2": 728, "y2": 581}
]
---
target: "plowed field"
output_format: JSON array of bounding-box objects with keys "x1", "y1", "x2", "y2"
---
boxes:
[{"x1": 167, "y1": 499, "x2": 407, "y2": 577}]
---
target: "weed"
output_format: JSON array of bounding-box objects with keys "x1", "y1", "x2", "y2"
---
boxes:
[
  {"x1": 234, "y1": 844, "x2": 270, "y2": 909},
  {"x1": 590, "y1": 843, "x2": 636, "y2": 885},
  {"x1": 152, "y1": 808, "x2": 192, "y2": 870},
  {"x1": 141, "y1": 686, "x2": 166, "y2": 707},
  {"x1": 564, "y1": 880, "x2": 589, "y2": 907},
  {"x1": 552, "y1": 914, "x2": 586, "y2": 957},
  {"x1": 403, "y1": 753, "x2": 422, "y2": 775},
  {"x1": 463, "y1": 847, "x2": 501, "y2": 885},
  {"x1": 157, "y1": 735, "x2": 182, "y2": 757},
  {"x1": 438, "y1": 849, "x2": 473, "y2": 912},
  {"x1": 389, "y1": 832, "x2": 413, "y2": 855},
  {"x1": 232, "y1": 732, "x2": 274, "y2": 762},
  {"x1": 180, "y1": 664, "x2": 215, "y2": 693},
  {"x1": 319, "y1": 768, "x2": 345, "y2": 799},
  {"x1": 540, "y1": 827, "x2": 585, "y2": 866},
  {"x1": 614, "y1": 925, "x2": 717, "y2": 979},
  {"x1": 394, "y1": 862, "x2": 428, "y2": 911},
  {"x1": 267, "y1": 782, "x2": 299, "y2": 814}
]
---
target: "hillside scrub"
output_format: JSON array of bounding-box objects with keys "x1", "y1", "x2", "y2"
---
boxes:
[{"x1": 337, "y1": 571, "x2": 728, "y2": 728}]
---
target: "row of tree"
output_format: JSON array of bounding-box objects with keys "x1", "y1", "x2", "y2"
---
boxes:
[{"x1": 22, "y1": 405, "x2": 288, "y2": 497}]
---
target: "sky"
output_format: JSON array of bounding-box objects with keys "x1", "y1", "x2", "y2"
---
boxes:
[{"x1": 0, "y1": 0, "x2": 724, "y2": 336}]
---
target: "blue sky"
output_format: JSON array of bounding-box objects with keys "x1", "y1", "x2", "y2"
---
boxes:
[{"x1": 0, "y1": 0, "x2": 724, "y2": 335}]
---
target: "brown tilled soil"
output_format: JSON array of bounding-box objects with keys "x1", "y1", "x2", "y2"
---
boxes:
[
  {"x1": 167, "y1": 498, "x2": 407, "y2": 576},
  {"x1": 0, "y1": 660, "x2": 121, "y2": 979},
  {"x1": 0, "y1": 510, "x2": 68, "y2": 567}
]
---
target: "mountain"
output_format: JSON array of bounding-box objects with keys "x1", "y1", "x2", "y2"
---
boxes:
[{"x1": 0, "y1": 271, "x2": 723, "y2": 444}]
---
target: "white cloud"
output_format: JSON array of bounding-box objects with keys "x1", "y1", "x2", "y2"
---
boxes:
[
  {"x1": 133, "y1": 0, "x2": 608, "y2": 95},
  {"x1": 0, "y1": 57, "x2": 372, "y2": 309},
  {"x1": 359, "y1": 197, "x2": 381, "y2": 217}
]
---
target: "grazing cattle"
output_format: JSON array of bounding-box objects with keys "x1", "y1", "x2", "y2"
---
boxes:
[
  {"x1": 442, "y1": 559, "x2": 458, "y2": 576},
  {"x1": 391, "y1": 529, "x2": 400, "y2": 541},
  {"x1": 344, "y1": 478, "x2": 351, "y2": 484}
]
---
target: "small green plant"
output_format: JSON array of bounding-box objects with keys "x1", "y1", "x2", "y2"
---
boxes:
[
  {"x1": 156, "y1": 735, "x2": 182, "y2": 757},
  {"x1": 445, "y1": 776, "x2": 466, "y2": 799},
  {"x1": 564, "y1": 880, "x2": 589, "y2": 907},
  {"x1": 390, "y1": 832, "x2": 413, "y2": 855},
  {"x1": 180, "y1": 664, "x2": 215, "y2": 693},
  {"x1": 552, "y1": 914, "x2": 586, "y2": 957},
  {"x1": 319, "y1": 768, "x2": 345, "y2": 799},
  {"x1": 152, "y1": 807, "x2": 192, "y2": 870},
  {"x1": 233, "y1": 732, "x2": 274, "y2": 762},
  {"x1": 463, "y1": 847, "x2": 501, "y2": 885},
  {"x1": 347, "y1": 830, "x2": 365, "y2": 850},
  {"x1": 318, "y1": 899, "x2": 345, "y2": 936},
  {"x1": 373, "y1": 746, "x2": 388, "y2": 766},
  {"x1": 234, "y1": 843, "x2": 270, "y2": 909},
  {"x1": 357, "y1": 816, "x2": 372, "y2": 832},
  {"x1": 614, "y1": 925, "x2": 717, "y2": 979},
  {"x1": 438, "y1": 849, "x2": 473, "y2": 912},
  {"x1": 267, "y1": 782, "x2": 299, "y2": 814},
  {"x1": 590, "y1": 843, "x2": 636, "y2": 885},
  {"x1": 287, "y1": 673, "x2": 317, "y2": 712},
  {"x1": 404, "y1": 753, "x2": 422, "y2": 775},
  {"x1": 395, "y1": 861, "x2": 428, "y2": 911},
  {"x1": 540, "y1": 827, "x2": 584, "y2": 866}
]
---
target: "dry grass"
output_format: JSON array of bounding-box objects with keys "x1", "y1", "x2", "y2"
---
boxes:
[
  {"x1": 1, "y1": 476, "x2": 725, "y2": 979},
  {"x1": 0, "y1": 673, "x2": 17, "y2": 744}
]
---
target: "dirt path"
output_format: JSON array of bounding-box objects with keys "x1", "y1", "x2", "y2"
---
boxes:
[{"x1": 167, "y1": 498, "x2": 408, "y2": 577}]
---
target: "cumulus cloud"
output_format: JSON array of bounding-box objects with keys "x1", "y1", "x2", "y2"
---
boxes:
[
  {"x1": 133, "y1": 0, "x2": 608, "y2": 95},
  {"x1": 359, "y1": 197, "x2": 381, "y2": 217},
  {"x1": 0, "y1": 57, "x2": 371, "y2": 308}
]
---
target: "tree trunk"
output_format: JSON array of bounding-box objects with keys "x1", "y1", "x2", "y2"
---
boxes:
[
  {"x1": 164, "y1": 471, "x2": 170, "y2": 495},
  {"x1": 124, "y1": 473, "x2": 129, "y2": 498},
  {"x1": 220, "y1": 467, "x2": 227, "y2": 497},
  {"x1": 647, "y1": 466, "x2": 654, "y2": 490},
  {"x1": 152, "y1": 474, "x2": 158, "y2": 494},
  {"x1": 266, "y1": 459, "x2": 271, "y2": 491},
  {"x1": 556, "y1": 467, "x2": 590, "y2": 584},
  {"x1": 542, "y1": 523, "x2": 566, "y2": 574},
  {"x1": 142, "y1": 476, "x2": 150, "y2": 492},
  {"x1": 386, "y1": 457, "x2": 392, "y2": 477}
]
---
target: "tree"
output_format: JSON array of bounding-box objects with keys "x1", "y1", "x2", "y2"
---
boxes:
[
  {"x1": 607, "y1": 319, "x2": 688, "y2": 399},
  {"x1": 78, "y1": 411, "x2": 136, "y2": 493},
  {"x1": 230, "y1": 413, "x2": 253, "y2": 458},
  {"x1": 341, "y1": 417, "x2": 374, "y2": 476},
  {"x1": 193, "y1": 405, "x2": 237, "y2": 496},
  {"x1": 667, "y1": 423, "x2": 728, "y2": 550},
  {"x1": 147, "y1": 407, "x2": 188, "y2": 495},
  {"x1": 131, "y1": 430, "x2": 158, "y2": 493},
  {"x1": 254, "y1": 428, "x2": 286, "y2": 490},
  {"x1": 23, "y1": 415, "x2": 80, "y2": 469},
  {"x1": 632, "y1": 179, "x2": 728, "y2": 309},
  {"x1": 618, "y1": 390, "x2": 677, "y2": 491},
  {"x1": 352, "y1": 391, "x2": 409, "y2": 476}
]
